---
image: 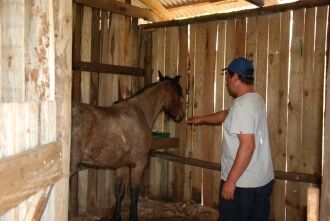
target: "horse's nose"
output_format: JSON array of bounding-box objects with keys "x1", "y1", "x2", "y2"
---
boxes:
[{"x1": 175, "y1": 112, "x2": 185, "y2": 122}]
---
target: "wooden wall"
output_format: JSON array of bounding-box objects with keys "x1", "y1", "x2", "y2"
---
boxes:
[
  {"x1": 143, "y1": 5, "x2": 329, "y2": 221},
  {"x1": 0, "y1": 0, "x2": 72, "y2": 220},
  {"x1": 72, "y1": 2, "x2": 144, "y2": 216}
]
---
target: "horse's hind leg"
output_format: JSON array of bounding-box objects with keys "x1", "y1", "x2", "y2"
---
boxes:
[
  {"x1": 113, "y1": 167, "x2": 129, "y2": 221},
  {"x1": 129, "y1": 161, "x2": 147, "y2": 221}
]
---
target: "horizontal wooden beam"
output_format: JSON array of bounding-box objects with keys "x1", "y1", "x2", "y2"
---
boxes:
[
  {"x1": 166, "y1": 0, "x2": 236, "y2": 11},
  {"x1": 245, "y1": 0, "x2": 264, "y2": 7},
  {"x1": 74, "y1": 0, "x2": 160, "y2": 22},
  {"x1": 151, "y1": 151, "x2": 322, "y2": 184},
  {"x1": 73, "y1": 61, "x2": 145, "y2": 77},
  {"x1": 142, "y1": 0, "x2": 329, "y2": 29},
  {"x1": 0, "y1": 142, "x2": 62, "y2": 214},
  {"x1": 138, "y1": 0, "x2": 174, "y2": 20},
  {"x1": 151, "y1": 137, "x2": 179, "y2": 150}
]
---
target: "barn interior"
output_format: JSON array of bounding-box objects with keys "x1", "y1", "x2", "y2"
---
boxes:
[{"x1": 0, "y1": 0, "x2": 330, "y2": 221}]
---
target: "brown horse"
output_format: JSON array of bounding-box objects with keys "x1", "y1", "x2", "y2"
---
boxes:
[{"x1": 70, "y1": 73, "x2": 185, "y2": 221}]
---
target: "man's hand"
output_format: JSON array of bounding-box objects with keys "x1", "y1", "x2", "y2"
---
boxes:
[
  {"x1": 186, "y1": 116, "x2": 203, "y2": 125},
  {"x1": 221, "y1": 180, "x2": 236, "y2": 200}
]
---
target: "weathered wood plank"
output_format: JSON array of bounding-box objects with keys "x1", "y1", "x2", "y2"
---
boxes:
[
  {"x1": 138, "y1": 0, "x2": 173, "y2": 20},
  {"x1": 223, "y1": 19, "x2": 235, "y2": 109},
  {"x1": 174, "y1": 25, "x2": 188, "y2": 202},
  {"x1": 164, "y1": 26, "x2": 179, "y2": 199},
  {"x1": 267, "y1": 13, "x2": 281, "y2": 221},
  {"x1": 320, "y1": 12, "x2": 330, "y2": 218},
  {"x1": 151, "y1": 137, "x2": 179, "y2": 150},
  {"x1": 1, "y1": 0, "x2": 25, "y2": 102},
  {"x1": 149, "y1": 29, "x2": 164, "y2": 199},
  {"x1": 74, "y1": 0, "x2": 160, "y2": 22},
  {"x1": 270, "y1": 11, "x2": 290, "y2": 221},
  {"x1": 255, "y1": 15, "x2": 268, "y2": 100},
  {"x1": 191, "y1": 23, "x2": 207, "y2": 204},
  {"x1": 53, "y1": 0, "x2": 72, "y2": 219},
  {"x1": 213, "y1": 20, "x2": 226, "y2": 208},
  {"x1": 25, "y1": 0, "x2": 55, "y2": 101},
  {"x1": 0, "y1": 142, "x2": 62, "y2": 214},
  {"x1": 307, "y1": 187, "x2": 320, "y2": 221},
  {"x1": 151, "y1": 152, "x2": 322, "y2": 184},
  {"x1": 73, "y1": 61, "x2": 145, "y2": 77},
  {"x1": 86, "y1": 7, "x2": 100, "y2": 214},
  {"x1": 77, "y1": 5, "x2": 92, "y2": 215},
  {"x1": 202, "y1": 21, "x2": 217, "y2": 207},
  {"x1": 81, "y1": 6, "x2": 92, "y2": 104},
  {"x1": 72, "y1": 4, "x2": 83, "y2": 102},
  {"x1": 246, "y1": 16, "x2": 257, "y2": 62},
  {"x1": 286, "y1": 9, "x2": 305, "y2": 221},
  {"x1": 235, "y1": 18, "x2": 246, "y2": 57}
]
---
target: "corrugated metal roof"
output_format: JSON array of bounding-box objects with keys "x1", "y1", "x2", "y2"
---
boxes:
[{"x1": 132, "y1": 0, "x2": 298, "y2": 21}]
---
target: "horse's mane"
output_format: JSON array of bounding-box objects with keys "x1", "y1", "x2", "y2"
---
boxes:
[{"x1": 112, "y1": 80, "x2": 166, "y2": 104}]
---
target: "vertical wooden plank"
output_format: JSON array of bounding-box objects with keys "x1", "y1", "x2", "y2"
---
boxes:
[
  {"x1": 173, "y1": 25, "x2": 188, "y2": 201},
  {"x1": 97, "y1": 10, "x2": 116, "y2": 211},
  {"x1": 25, "y1": 0, "x2": 55, "y2": 101},
  {"x1": 286, "y1": 9, "x2": 305, "y2": 221},
  {"x1": 224, "y1": 19, "x2": 235, "y2": 109},
  {"x1": 80, "y1": 6, "x2": 92, "y2": 104},
  {"x1": 307, "y1": 187, "x2": 320, "y2": 221},
  {"x1": 267, "y1": 12, "x2": 281, "y2": 195},
  {"x1": 191, "y1": 23, "x2": 207, "y2": 204},
  {"x1": 1, "y1": 0, "x2": 25, "y2": 102},
  {"x1": 53, "y1": 0, "x2": 72, "y2": 220},
  {"x1": 321, "y1": 7, "x2": 330, "y2": 219},
  {"x1": 213, "y1": 20, "x2": 226, "y2": 208},
  {"x1": 72, "y1": 4, "x2": 82, "y2": 102},
  {"x1": 202, "y1": 21, "x2": 217, "y2": 207},
  {"x1": 302, "y1": 8, "x2": 317, "y2": 181},
  {"x1": 185, "y1": 24, "x2": 195, "y2": 202},
  {"x1": 255, "y1": 15, "x2": 268, "y2": 100},
  {"x1": 246, "y1": 17, "x2": 257, "y2": 62},
  {"x1": 77, "y1": 6, "x2": 92, "y2": 216},
  {"x1": 235, "y1": 18, "x2": 246, "y2": 57},
  {"x1": 269, "y1": 11, "x2": 290, "y2": 221},
  {"x1": 267, "y1": 12, "x2": 283, "y2": 221},
  {"x1": 308, "y1": 6, "x2": 327, "y2": 176},
  {"x1": 87, "y1": 7, "x2": 101, "y2": 215},
  {"x1": 149, "y1": 29, "x2": 163, "y2": 199},
  {"x1": 164, "y1": 26, "x2": 179, "y2": 199}
]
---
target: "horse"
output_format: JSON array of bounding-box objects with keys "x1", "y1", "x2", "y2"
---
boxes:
[{"x1": 70, "y1": 72, "x2": 185, "y2": 221}]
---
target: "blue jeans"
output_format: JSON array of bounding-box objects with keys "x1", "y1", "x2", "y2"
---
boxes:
[{"x1": 218, "y1": 180, "x2": 274, "y2": 221}]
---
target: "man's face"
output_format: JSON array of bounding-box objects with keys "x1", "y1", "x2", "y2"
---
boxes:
[{"x1": 225, "y1": 72, "x2": 237, "y2": 98}]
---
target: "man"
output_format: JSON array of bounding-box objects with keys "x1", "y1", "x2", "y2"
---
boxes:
[{"x1": 187, "y1": 57, "x2": 274, "y2": 221}]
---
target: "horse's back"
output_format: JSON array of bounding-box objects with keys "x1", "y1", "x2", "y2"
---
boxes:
[{"x1": 71, "y1": 102, "x2": 152, "y2": 169}]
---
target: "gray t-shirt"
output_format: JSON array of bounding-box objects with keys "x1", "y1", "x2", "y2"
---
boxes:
[{"x1": 221, "y1": 92, "x2": 274, "y2": 187}]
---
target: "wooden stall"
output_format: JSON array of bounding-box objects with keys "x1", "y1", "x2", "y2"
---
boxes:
[
  {"x1": 141, "y1": 1, "x2": 330, "y2": 220},
  {"x1": 0, "y1": 0, "x2": 72, "y2": 220}
]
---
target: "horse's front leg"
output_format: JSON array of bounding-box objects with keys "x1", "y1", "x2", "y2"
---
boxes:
[
  {"x1": 129, "y1": 161, "x2": 147, "y2": 221},
  {"x1": 113, "y1": 167, "x2": 129, "y2": 221}
]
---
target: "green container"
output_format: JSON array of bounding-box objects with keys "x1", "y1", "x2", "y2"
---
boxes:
[{"x1": 152, "y1": 131, "x2": 170, "y2": 138}]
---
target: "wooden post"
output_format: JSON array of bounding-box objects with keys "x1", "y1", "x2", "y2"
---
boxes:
[
  {"x1": 320, "y1": 13, "x2": 330, "y2": 219},
  {"x1": 308, "y1": 187, "x2": 320, "y2": 221},
  {"x1": 53, "y1": 0, "x2": 72, "y2": 220}
]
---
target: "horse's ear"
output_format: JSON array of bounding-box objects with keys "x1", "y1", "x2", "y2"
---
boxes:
[
  {"x1": 174, "y1": 75, "x2": 181, "y2": 82},
  {"x1": 158, "y1": 71, "x2": 165, "y2": 81}
]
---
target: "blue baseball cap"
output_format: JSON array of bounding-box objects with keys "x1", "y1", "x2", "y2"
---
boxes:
[{"x1": 222, "y1": 57, "x2": 254, "y2": 79}]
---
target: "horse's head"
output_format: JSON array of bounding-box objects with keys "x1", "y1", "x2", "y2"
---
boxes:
[{"x1": 159, "y1": 71, "x2": 185, "y2": 122}]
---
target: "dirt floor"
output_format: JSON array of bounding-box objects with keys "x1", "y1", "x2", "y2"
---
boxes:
[{"x1": 71, "y1": 196, "x2": 218, "y2": 221}]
